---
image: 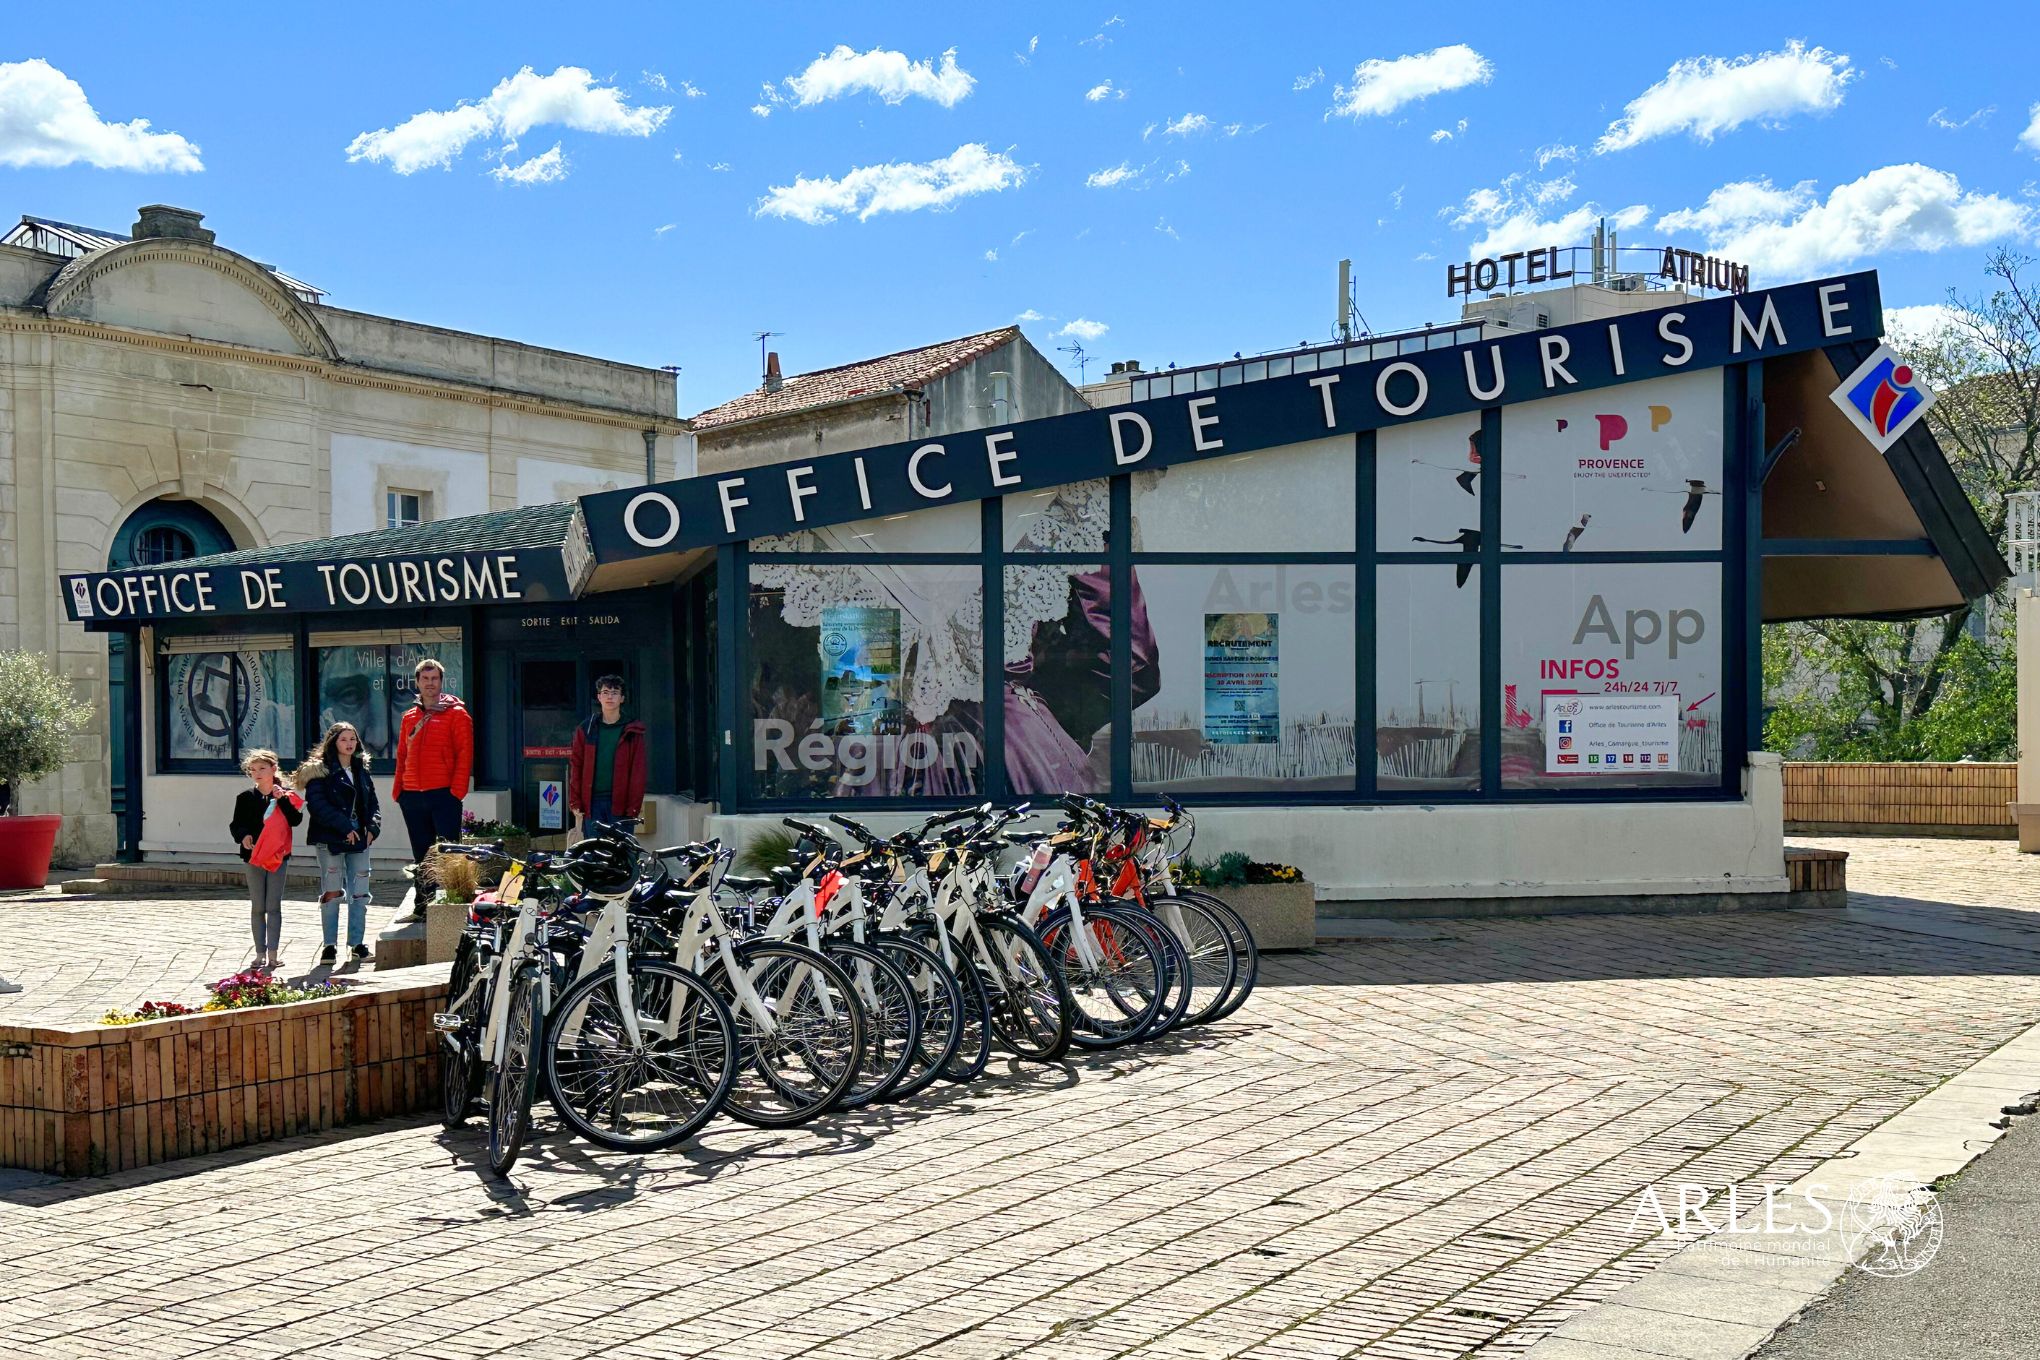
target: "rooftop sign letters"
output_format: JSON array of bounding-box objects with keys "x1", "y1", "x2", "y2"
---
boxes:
[
  {"x1": 582, "y1": 272, "x2": 1882, "y2": 563},
  {"x1": 1660, "y1": 248, "x2": 1749, "y2": 294},
  {"x1": 1446, "y1": 246, "x2": 1573, "y2": 298},
  {"x1": 62, "y1": 547, "x2": 574, "y2": 625}
]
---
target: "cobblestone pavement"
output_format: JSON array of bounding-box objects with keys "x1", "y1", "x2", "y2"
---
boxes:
[
  {"x1": 1, "y1": 839, "x2": 2037, "y2": 1360},
  {"x1": 0, "y1": 889, "x2": 407, "y2": 1027}
]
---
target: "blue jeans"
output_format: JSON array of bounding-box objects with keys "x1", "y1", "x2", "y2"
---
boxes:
[
  {"x1": 314, "y1": 845, "x2": 372, "y2": 948},
  {"x1": 584, "y1": 793, "x2": 620, "y2": 837}
]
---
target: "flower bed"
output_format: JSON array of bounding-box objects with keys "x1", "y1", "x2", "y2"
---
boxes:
[
  {"x1": 1174, "y1": 854, "x2": 1315, "y2": 950},
  {"x1": 101, "y1": 970, "x2": 352, "y2": 1026}
]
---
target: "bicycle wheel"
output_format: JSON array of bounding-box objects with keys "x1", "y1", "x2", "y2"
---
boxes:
[
  {"x1": 545, "y1": 958, "x2": 738, "y2": 1151},
  {"x1": 1147, "y1": 894, "x2": 1239, "y2": 1028},
  {"x1": 1039, "y1": 904, "x2": 1166, "y2": 1050},
  {"x1": 974, "y1": 915, "x2": 1075, "y2": 1063},
  {"x1": 869, "y1": 932, "x2": 964, "y2": 1101},
  {"x1": 910, "y1": 923, "x2": 992, "y2": 1084},
  {"x1": 706, "y1": 941, "x2": 867, "y2": 1128},
  {"x1": 486, "y1": 965, "x2": 543, "y2": 1177},
  {"x1": 1179, "y1": 889, "x2": 1261, "y2": 1020},
  {"x1": 439, "y1": 932, "x2": 486, "y2": 1129},
  {"x1": 822, "y1": 940, "x2": 921, "y2": 1110},
  {"x1": 1103, "y1": 902, "x2": 1192, "y2": 1041}
]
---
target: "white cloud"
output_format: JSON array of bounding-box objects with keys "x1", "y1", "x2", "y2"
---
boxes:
[
  {"x1": 1883, "y1": 303, "x2": 1965, "y2": 342},
  {"x1": 1164, "y1": 112, "x2": 1212, "y2": 137},
  {"x1": 1086, "y1": 161, "x2": 1138, "y2": 188},
  {"x1": 644, "y1": 72, "x2": 704, "y2": 99},
  {"x1": 1294, "y1": 67, "x2": 1325, "y2": 92},
  {"x1": 0, "y1": 58, "x2": 202, "y2": 171},
  {"x1": 1057, "y1": 318, "x2": 1108, "y2": 341},
  {"x1": 2022, "y1": 103, "x2": 2040, "y2": 154},
  {"x1": 1224, "y1": 122, "x2": 1266, "y2": 137},
  {"x1": 1105, "y1": 14, "x2": 1125, "y2": 26},
  {"x1": 1452, "y1": 173, "x2": 1646, "y2": 259},
  {"x1": 653, "y1": 222, "x2": 677, "y2": 235},
  {"x1": 772, "y1": 45, "x2": 975, "y2": 109},
  {"x1": 1331, "y1": 45, "x2": 1492, "y2": 119},
  {"x1": 1430, "y1": 119, "x2": 1468, "y2": 143},
  {"x1": 1596, "y1": 41, "x2": 1853, "y2": 153},
  {"x1": 680, "y1": 80, "x2": 705, "y2": 100},
  {"x1": 1140, "y1": 120, "x2": 1157, "y2": 141},
  {"x1": 757, "y1": 143, "x2": 1026, "y2": 224},
  {"x1": 1654, "y1": 164, "x2": 2030, "y2": 278},
  {"x1": 1011, "y1": 228, "x2": 1033, "y2": 244},
  {"x1": 1085, "y1": 80, "x2": 1123, "y2": 102},
  {"x1": 709, "y1": 161, "x2": 731, "y2": 172},
  {"x1": 1155, "y1": 217, "x2": 1180, "y2": 240},
  {"x1": 490, "y1": 144, "x2": 568, "y2": 185},
  {"x1": 1927, "y1": 106, "x2": 1991, "y2": 131},
  {"x1": 1414, "y1": 251, "x2": 1436, "y2": 261},
  {"x1": 984, "y1": 247, "x2": 998, "y2": 261},
  {"x1": 1164, "y1": 159, "x2": 1191, "y2": 183},
  {"x1": 348, "y1": 66, "x2": 668, "y2": 174},
  {"x1": 1015, "y1": 308, "x2": 1048, "y2": 322},
  {"x1": 1536, "y1": 142, "x2": 1577, "y2": 169}
]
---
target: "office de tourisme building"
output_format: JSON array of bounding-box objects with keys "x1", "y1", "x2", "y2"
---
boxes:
[{"x1": 55, "y1": 266, "x2": 2007, "y2": 910}]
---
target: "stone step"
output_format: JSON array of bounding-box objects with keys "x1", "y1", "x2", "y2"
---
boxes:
[{"x1": 75, "y1": 861, "x2": 413, "y2": 897}]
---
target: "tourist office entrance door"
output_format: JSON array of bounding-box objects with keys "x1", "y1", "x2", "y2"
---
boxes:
[{"x1": 514, "y1": 653, "x2": 632, "y2": 838}]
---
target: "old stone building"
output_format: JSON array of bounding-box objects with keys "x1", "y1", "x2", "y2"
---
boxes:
[
  {"x1": 692, "y1": 326, "x2": 1085, "y2": 474},
  {"x1": 0, "y1": 205, "x2": 688, "y2": 863}
]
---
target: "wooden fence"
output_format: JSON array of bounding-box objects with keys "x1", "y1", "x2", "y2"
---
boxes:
[{"x1": 1783, "y1": 762, "x2": 2016, "y2": 835}]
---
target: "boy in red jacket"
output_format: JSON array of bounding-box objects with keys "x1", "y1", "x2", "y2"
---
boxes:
[
  {"x1": 391, "y1": 658, "x2": 472, "y2": 887},
  {"x1": 569, "y1": 674, "x2": 647, "y2": 837}
]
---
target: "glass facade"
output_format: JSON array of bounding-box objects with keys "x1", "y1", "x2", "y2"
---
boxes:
[
  {"x1": 728, "y1": 363, "x2": 1741, "y2": 807},
  {"x1": 312, "y1": 639, "x2": 465, "y2": 762},
  {"x1": 159, "y1": 644, "x2": 297, "y2": 767}
]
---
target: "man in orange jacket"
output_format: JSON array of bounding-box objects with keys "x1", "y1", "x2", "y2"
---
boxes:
[{"x1": 391, "y1": 657, "x2": 473, "y2": 888}]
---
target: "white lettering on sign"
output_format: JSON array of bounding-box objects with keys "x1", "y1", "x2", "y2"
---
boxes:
[
  {"x1": 1109, "y1": 411, "x2": 1153, "y2": 465},
  {"x1": 786, "y1": 465, "x2": 819, "y2": 522},
  {"x1": 1375, "y1": 361, "x2": 1428, "y2": 417},
  {"x1": 985, "y1": 431, "x2": 1022, "y2": 488},
  {"x1": 1818, "y1": 283, "x2": 1852, "y2": 338},
  {"x1": 1187, "y1": 396, "x2": 1224, "y2": 452},
  {"x1": 717, "y1": 478, "x2": 751, "y2": 535},
  {"x1": 623, "y1": 491, "x2": 681, "y2": 548},
  {"x1": 1463, "y1": 346, "x2": 1505, "y2": 402},
  {"x1": 1308, "y1": 373, "x2": 1340, "y2": 428},
  {"x1": 907, "y1": 444, "x2": 951, "y2": 499}
]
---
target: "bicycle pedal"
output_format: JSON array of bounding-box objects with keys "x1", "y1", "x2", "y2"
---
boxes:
[{"x1": 431, "y1": 1012, "x2": 463, "y2": 1033}]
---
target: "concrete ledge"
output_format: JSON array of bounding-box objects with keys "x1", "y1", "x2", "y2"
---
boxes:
[{"x1": 1318, "y1": 887, "x2": 1801, "y2": 923}]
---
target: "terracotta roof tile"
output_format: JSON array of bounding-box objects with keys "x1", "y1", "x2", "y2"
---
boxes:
[{"x1": 692, "y1": 326, "x2": 1019, "y2": 430}]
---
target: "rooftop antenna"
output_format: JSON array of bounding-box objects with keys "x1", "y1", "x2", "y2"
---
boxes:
[
  {"x1": 1337, "y1": 259, "x2": 1353, "y2": 342},
  {"x1": 1057, "y1": 337, "x2": 1090, "y2": 382},
  {"x1": 751, "y1": 330, "x2": 783, "y2": 382}
]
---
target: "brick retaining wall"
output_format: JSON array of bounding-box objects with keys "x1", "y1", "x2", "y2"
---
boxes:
[
  {"x1": 1783, "y1": 762, "x2": 2016, "y2": 836},
  {"x1": 1, "y1": 965, "x2": 449, "y2": 1178}
]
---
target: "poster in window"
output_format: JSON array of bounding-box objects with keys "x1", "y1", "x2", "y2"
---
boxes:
[
  {"x1": 166, "y1": 650, "x2": 296, "y2": 762},
  {"x1": 317, "y1": 646, "x2": 391, "y2": 756},
  {"x1": 1202, "y1": 613, "x2": 1279, "y2": 745},
  {"x1": 819, "y1": 605, "x2": 902, "y2": 734}
]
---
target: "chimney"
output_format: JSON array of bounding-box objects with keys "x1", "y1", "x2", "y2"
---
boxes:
[
  {"x1": 764, "y1": 350, "x2": 783, "y2": 393},
  {"x1": 132, "y1": 204, "x2": 214, "y2": 245},
  {"x1": 1124, "y1": 360, "x2": 1142, "y2": 374},
  {"x1": 1108, "y1": 361, "x2": 1125, "y2": 377}
]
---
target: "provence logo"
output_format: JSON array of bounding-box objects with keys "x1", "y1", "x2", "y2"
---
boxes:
[{"x1": 1830, "y1": 343, "x2": 1938, "y2": 453}]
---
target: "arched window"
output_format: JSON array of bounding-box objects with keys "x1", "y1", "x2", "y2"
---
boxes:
[{"x1": 133, "y1": 525, "x2": 198, "y2": 565}]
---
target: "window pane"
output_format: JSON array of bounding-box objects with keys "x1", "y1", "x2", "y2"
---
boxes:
[
  {"x1": 164, "y1": 649, "x2": 296, "y2": 763},
  {"x1": 1500, "y1": 562, "x2": 1723, "y2": 788},
  {"x1": 1173, "y1": 372, "x2": 1195, "y2": 396},
  {"x1": 1131, "y1": 564, "x2": 1356, "y2": 793},
  {"x1": 1377, "y1": 565, "x2": 1480, "y2": 791},
  {"x1": 753, "y1": 500, "x2": 980, "y2": 554},
  {"x1": 1005, "y1": 562, "x2": 1111, "y2": 795},
  {"x1": 1503, "y1": 369, "x2": 1725, "y2": 553},
  {"x1": 1004, "y1": 479, "x2": 1108, "y2": 553},
  {"x1": 1195, "y1": 367, "x2": 1219, "y2": 391},
  {"x1": 1218, "y1": 365, "x2": 1243, "y2": 386},
  {"x1": 749, "y1": 562, "x2": 983, "y2": 798},
  {"x1": 1294, "y1": 352, "x2": 1319, "y2": 373},
  {"x1": 1131, "y1": 438, "x2": 1355, "y2": 553},
  {"x1": 314, "y1": 641, "x2": 464, "y2": 762},
  {"x1": 1268, "y1": 357, "x2": 1292, "y2": 378},
  {"x1": 1244, "y1": 361, "x2": 1267, "y2": 382},
  {"x1": 1377, "y1": 413, "x2": 1485, "y2": 553}
]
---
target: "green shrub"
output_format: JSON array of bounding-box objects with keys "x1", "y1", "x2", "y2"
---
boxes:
[{"x1": 0, "y1": 650, "x2": 93, "y2": 807}]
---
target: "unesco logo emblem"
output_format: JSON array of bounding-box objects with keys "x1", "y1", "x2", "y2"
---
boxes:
[
  {"x1": 1842, "y1": 1174, "x2": 1944, "y2": 1278},
  {"x1": 821, "y1": 628, "x2": 848, "y2": 653}
]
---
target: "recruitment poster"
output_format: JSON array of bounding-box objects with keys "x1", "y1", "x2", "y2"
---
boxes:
[
  {"x1": 819, "y1": 604, "x2": 902, "y2": 733},
  {"x1": 1203, "y1": 612, "x2": 1279, "y2": 744}
]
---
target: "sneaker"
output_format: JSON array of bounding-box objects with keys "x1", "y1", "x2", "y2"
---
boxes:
[
  {"x1": 0, "y1": 975, "x2": 23, "y2": 995},
  {"x1": 350, "y1": 945, "x2": 371, "y2": 961},
  {"x1": 318, "y1": 945, "x2": 337, "y2": 964}
]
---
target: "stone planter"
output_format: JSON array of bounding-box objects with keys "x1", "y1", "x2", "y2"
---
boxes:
[
  {"x1": 1196, "y1": 882, "x2": 1316, "y2": 951},
  {"x1": 0, "y1": 966, "x2": 450, "y2": 1177},
  {"x1": 456, "y1": 835, "x2": 529, "y2": 887}
]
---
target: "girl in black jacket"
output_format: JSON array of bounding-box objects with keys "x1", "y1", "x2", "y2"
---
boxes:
[
  {"x1": 295, "y1": 722, "x2": 382, "y2": 964},
  {"x1": 229, "y1": 749, "x2": 301, "y2": 971}
]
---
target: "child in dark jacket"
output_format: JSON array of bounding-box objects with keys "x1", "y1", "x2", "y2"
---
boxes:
[
  {"x1": 229, "y1": 749, "x2": 301, "y2": 971},
  {"x1": 296, "y1": 721, "x2": 382, "y2": 964}
]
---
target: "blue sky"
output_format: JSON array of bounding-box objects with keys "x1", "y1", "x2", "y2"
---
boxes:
[{"x1": 4, "y1": 2, "x2": 2038, "y2": 412}]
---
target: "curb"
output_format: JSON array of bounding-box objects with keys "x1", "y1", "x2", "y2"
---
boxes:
[{"x1": 1521, "y1": 1018, "x2": 2040, "y2": 1359}]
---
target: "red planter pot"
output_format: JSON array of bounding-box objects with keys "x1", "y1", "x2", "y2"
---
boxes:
[{"x1": 0, "y1": 814, "x2": 62, "y2": 890}]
